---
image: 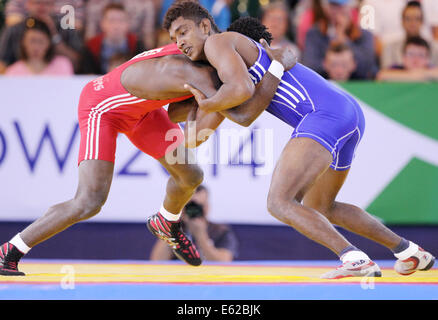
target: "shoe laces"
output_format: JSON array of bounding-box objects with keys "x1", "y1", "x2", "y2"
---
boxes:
[
  {"x1": 5, "y1": 260, "x2": 17, "y2": 270},
  {"x1": 177, "y1": 232, "x2": 191, "y2": 247},
  {"x1": 0, "y1": 249, "x2": 20, "y2": 271}
]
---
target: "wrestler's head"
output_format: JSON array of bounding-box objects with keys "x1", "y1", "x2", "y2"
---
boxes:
[
  {"x1": 164, "y1": 0, "x2": 220, "y2": 61},
  {"x1": 226, "y1": 16, "x2": 273, "y2": 46}
]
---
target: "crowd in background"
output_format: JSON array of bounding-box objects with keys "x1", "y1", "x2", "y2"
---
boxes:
[{"x1": 0, "y1": 0, "x2": 437, "y2": 81}]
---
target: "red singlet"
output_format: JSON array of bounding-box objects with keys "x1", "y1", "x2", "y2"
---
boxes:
[{"x1": 77, "y1": 43, "x2": 191, "y2": 164}]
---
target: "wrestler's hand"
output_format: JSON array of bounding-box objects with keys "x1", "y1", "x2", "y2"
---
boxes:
[
  {"x1": 259, "y1": 38, "x2": 297, "y2": 71},
  {"x1": 184, "y1": 84, "x2": 209, "y2": 111}
]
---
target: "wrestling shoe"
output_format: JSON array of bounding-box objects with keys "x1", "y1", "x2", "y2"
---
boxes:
[
  {"x1": 321, "y1": 259, "x2": 382, "y2": 279},
  {"x1": 0, "y1": 242, "x2": 25, "y2": 276},
  {"x1": 394, "y1": 246, "x2": 435, "y2": 276},
  {"x1": 147, "y1": 213, "x2": 202, "y2": 266}
]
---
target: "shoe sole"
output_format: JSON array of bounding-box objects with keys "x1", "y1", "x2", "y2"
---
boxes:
[
  {"x1": 173, "y1": 250, "x2": 202, "y2": 267},
  {"x1": 0, "y1": 269, "x2": 25, "y2": 276},
  {"x1": 336, "y1": 270, "x2": 382, "y2": 279},
  {"x1": 369, "y1": 271, "x2": 382, "y2": 277},
  {"x1": 397, "y1": 255, "x2": 435, "y2": 275},
  {"x1": 421, "y1": 256, "x2": 435, "y2": 271},
  {"x1": 323, "y1": 267, "x2": 382, "y2": 279}
]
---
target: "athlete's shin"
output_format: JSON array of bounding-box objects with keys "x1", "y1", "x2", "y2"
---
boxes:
[
  {"x1": 162, "y1": 167, "x2": 203, "y2": 215},
  {"x1": 324, "y1": 201, "x2": 402, "y2": 250},
  {"x1": 267, "y1": 196, "x2": 351, "y2": 255},
  {"x1": 20, "y1": 194, "x2": 106, "y2": 248}
]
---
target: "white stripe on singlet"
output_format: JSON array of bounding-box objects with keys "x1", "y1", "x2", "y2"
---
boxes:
[{"x1": 85, "y1": 94, "x2": 146, "y2": 160}]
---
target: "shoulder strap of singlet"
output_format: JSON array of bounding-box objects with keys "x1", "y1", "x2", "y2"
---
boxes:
[
  {"x1": 246, "y1": 37, "x2": 263, "y2": 65},
  {"x1": 130, "y1": 43, "x2": 182, "y2": 61},
  {"x1": 115, "y1": 43, "x2": 183, "y2": 72}
]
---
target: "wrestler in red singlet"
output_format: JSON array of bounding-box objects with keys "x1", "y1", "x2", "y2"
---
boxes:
[{"x1": 77, "y1": 43, "x2": 192, "y2": 164}]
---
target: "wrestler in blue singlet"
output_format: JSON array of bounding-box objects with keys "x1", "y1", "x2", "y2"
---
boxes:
[{"x1": 248, "y1": 41, "x2": 366, "y2": 171}]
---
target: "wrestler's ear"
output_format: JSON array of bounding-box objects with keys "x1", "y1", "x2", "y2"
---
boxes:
[{"x1": 200, "y1": 18, "x2": 211, "y2": 35}]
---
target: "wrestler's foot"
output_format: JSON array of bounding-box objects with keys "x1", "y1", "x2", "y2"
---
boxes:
[
  {"x1": 394, "y1": 245, "x2": 435, "y2": 275},
  {"x1": 147, "y1": 212, "x2": 202, "y2": 266},
  {"x1": 321, "y1": 259, "x2": 381, "y2": 279},
  {"x1": 0, "y1": 243, "x2": 25, "y2": 276}
]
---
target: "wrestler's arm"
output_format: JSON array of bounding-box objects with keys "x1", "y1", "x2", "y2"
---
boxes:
[
  {"x1": 168, "y1": 101, "x2": 223, "y2": 148},
  {"x1": 170, "y1": 41, "x2": 297, "y2": 146},
  {"x1": 185, "y1": 71, "x2": 279, "y2": 127},
  {"x1": 168, "y1": 99, "x2": 224, "y2": 148},
  {"x1": 186, "y1": 33, "x2": 255, "y2": 113},
  {"x1": 167, "y1": 98, "x2": 197, "y2": 123},
  {"x1": 185, "y1": 39, "x2": 297, "y2": 127},
  {"x1": 172, "y1": 63, "x2": 225, "y2": 148},
  {"x1": 175, "y1": 67, "x2": 281, "y2": 148}
]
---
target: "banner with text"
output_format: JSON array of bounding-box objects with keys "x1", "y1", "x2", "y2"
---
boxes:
[{"x1": 0, "y1": 77, "x2": 437, "y2": 224}]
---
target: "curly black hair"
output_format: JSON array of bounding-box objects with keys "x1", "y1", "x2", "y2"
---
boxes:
[
  {"x1": 227, "y1": 17, "x2": 273, "y2": 45},
  {"x1": 163, "y1": 0, "x2": 220, "y2": 33}
]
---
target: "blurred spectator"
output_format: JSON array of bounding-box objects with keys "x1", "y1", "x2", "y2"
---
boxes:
[
  {"x1": 380, "y1": 1, "x2": 438, "y2": 69},
  {"x1": 150, "y1": 185, "x2": 239, "y2": 262},
  {"x1": 302, "y1": 0, "x2": 377, "y2": 79},
  {"x1": 286, "y1": 0, "x2": 300, "y2": 10},
  {"x1": 85, "y1": 0, "x2": 156, "y2": 50},
  {"x1": 79, "y1": 3, "x2": 143, "y2": 75},
  {"x1": 5, "y1": 17, "x2": 73, "y2": 75},
  {"x1": 294, "y1": 0, "x2": 315, "y2": 50},
  {"x1": 295, "y1": 0, "x2": 360, "y2": 51},
  {"x1": 422, "y1": 0, "x2": 438, "y2": 42},
  {"x1": 204, "y1": 0, "x2": 231, "y2": 31},
  {"x1": 361, "y1": 0, "x2": 438, "y2": 45},
  {"x1": 377, "y1": 36, "x2": 438, "y2": 81},
  {"x1": 0, "y1": 0, "x2": 6, "y2": 30},
  {"x1": 323, "y1": 41, "x2": 356, "y2": 81},
  {"x1": 4, "y1": 0, "x2": 85, "y2": 31},
  {"x1": 159, "y1": 0, "x2": 231, "y2": 32},
  {"x1": 261, "y1": 1, "x2": 300, "y2": 60},
  {"x1": 230, "y1": 0, "x2": 261, "y2": 23},
  {"x1": 107, "y1": 52, "x2": 131, "y2": 72},
  {"x1": 360, "y1": 0, "x2": 407, "y2": 47},
  {"x1": 156, "y1": 28, "x2": 172, "y2": 47},
  {"x1": 0, "y1": 0, "x2": 82, "y2": 73}
]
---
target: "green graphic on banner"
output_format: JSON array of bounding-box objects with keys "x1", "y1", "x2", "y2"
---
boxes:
[
  {"x1": 340, "y1": 82, "x2": 438, "y2": 141},
  {"x1": 367, "y1": 157, "x2": 438, "y2": 224},
  {"x1": 339, "y1": 82, "x2": 438, "y2": 224}
]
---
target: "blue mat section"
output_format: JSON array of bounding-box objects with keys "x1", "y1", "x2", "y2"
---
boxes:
[
  {"x1": 1, "y1": 260, "x2": 437, "y2": 300},
  {"x1": 1, "y1": 283, "x2": 437, "y2": 300}
]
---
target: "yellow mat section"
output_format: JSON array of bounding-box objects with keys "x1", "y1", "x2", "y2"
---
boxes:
[{"x1": 1, "y1": 262, "x2": 437, "y2": 284}]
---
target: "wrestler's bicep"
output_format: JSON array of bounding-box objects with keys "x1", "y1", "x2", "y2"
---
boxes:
[
  {"x1": 167, "y1": 98, "x2": 197, "y2": 123},
  {"x1": 186, "y1": 65, "x2": 222, "y2": 98}
]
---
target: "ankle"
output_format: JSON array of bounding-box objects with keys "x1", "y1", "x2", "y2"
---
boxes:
[
  {"x1": 9, "y1": 233, "x2": 31, "y2": 255},
  {"x1": 339, "y1": 245, "x2": 370, "y2": 263}
]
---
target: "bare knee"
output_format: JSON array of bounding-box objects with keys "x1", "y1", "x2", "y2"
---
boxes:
[
  {"x1": 303, "y1": 198, "x2": 335, "y2": 221},
  {"x1": 69, "y1": 191, "x2": 108, "y2": 223},
  {"x1": 267, "y1": 193, "x2": 298, "y2": 221},
  {"x1": 176, "y1": 165, "x2": 204, "y2": 190}
]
